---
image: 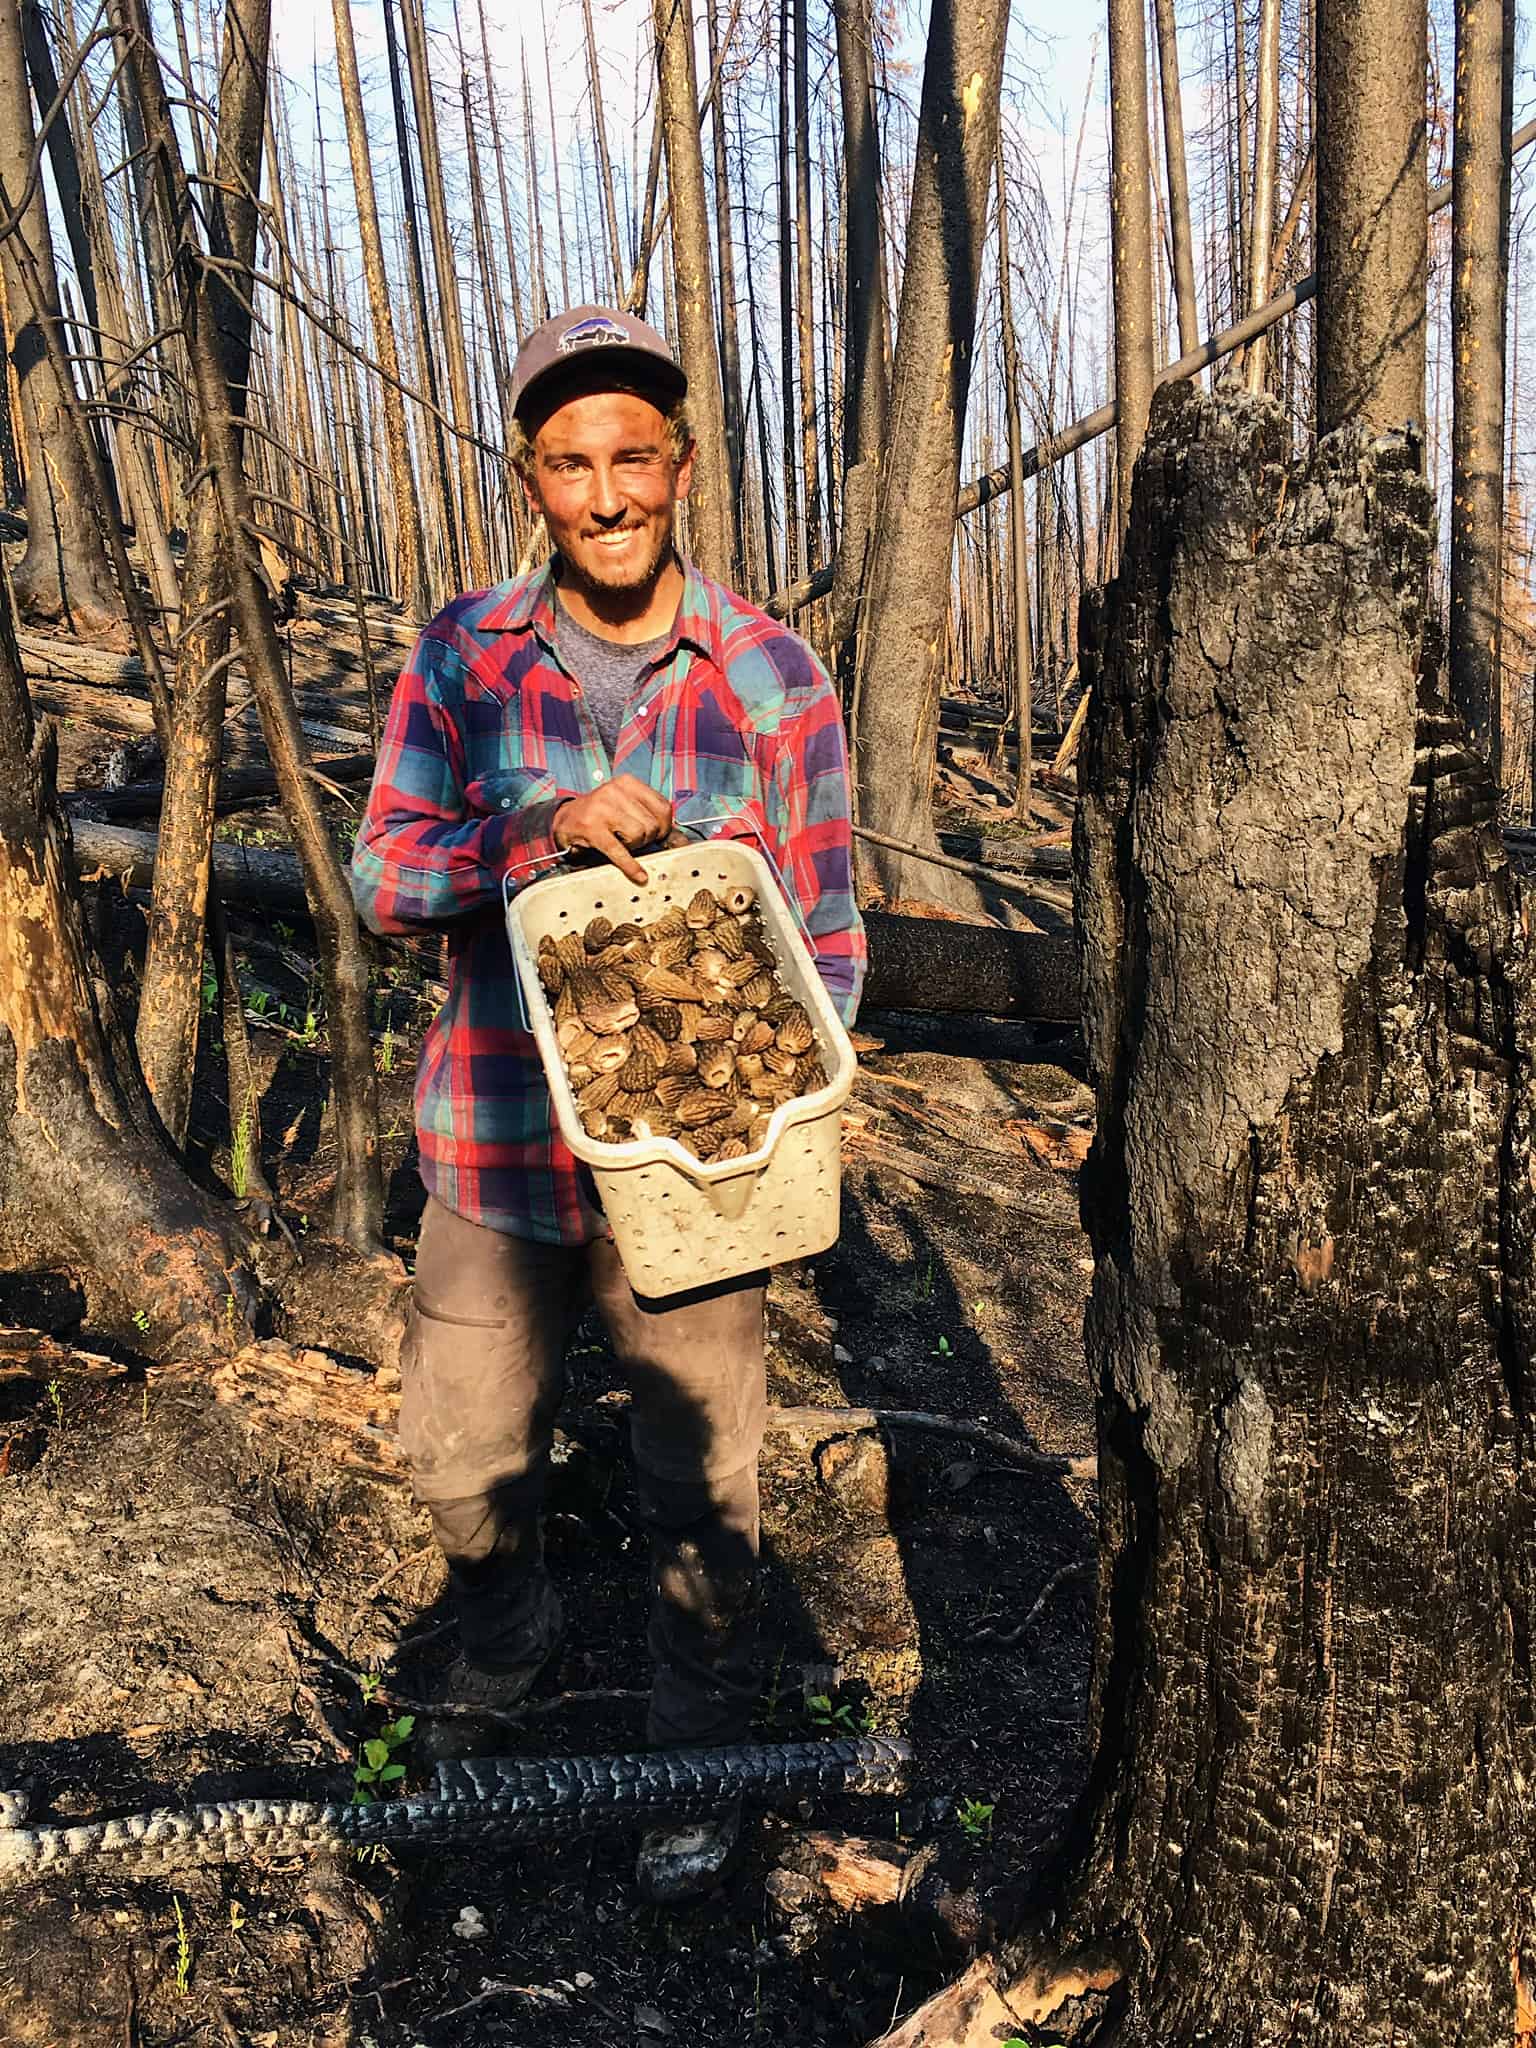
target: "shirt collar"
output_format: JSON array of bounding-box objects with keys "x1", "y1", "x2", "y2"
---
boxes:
[{"x1": 477, "y1": 553, "x2": 724, "y2": 672}]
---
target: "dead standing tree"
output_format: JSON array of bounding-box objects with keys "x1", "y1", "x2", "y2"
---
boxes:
[
  {"x1": 1447, "y1": 0, "x2": 1515, "y2": 768},
  {"x1": 1106, "y1": 0, "x2": 1153, "y2": 547},
  {"x1": 0, "y1": 0, "x2": 121, "y2": 637},
  {"x1": 652, "y1": 0, "x2": 734, "y2": 583},
  {"x1": 849, "y1": 0, "x2": 1011, "y2": 909},
  {"x1": 867, "y1": 0, "x2": 1536, "y2": 2036}
]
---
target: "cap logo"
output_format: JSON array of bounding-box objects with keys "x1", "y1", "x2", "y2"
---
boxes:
[{"x1": 556, "y1": 314, "x2": 631, "y2": 355}]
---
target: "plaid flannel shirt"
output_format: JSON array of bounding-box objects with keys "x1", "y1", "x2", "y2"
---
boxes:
[{"x1": 351, "y1": 557, "x2": 866, "y2": 1244}]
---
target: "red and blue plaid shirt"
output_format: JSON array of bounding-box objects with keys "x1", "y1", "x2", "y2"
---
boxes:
[{"x1": 352, "y1": 558, "x2": 866, "y2": 1244}]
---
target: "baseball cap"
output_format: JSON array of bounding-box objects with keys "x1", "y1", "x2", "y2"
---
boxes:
[{"x1": 511, "y1": 305, "x2": 688, "y2": 426}]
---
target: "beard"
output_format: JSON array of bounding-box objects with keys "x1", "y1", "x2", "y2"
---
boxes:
[{"x1": 563, "y1": 516, "x2": 674, "y2": 599}]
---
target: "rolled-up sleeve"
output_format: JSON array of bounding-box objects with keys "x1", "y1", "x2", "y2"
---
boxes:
[{"x1": 351, "y1": 631, "x2": 564, "y2": 935}]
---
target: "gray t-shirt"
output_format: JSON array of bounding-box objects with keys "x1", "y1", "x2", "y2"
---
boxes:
[{"x1": 552, "y1": 592, "x2": 672, "y2": 762}]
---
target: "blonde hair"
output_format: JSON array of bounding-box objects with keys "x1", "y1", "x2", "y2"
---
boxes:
[{"x1": 510, "y1": 395, "x2": 694, "y2": 481}]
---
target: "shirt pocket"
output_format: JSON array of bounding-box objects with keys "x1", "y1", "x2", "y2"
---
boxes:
[{"x1": 464, "y1": 764, "x2": 560, "y2": 818}]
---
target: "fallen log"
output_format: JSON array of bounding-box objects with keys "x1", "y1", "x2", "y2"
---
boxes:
[
  {"x1": 65, "y1": 820, "x2": 1083, "y2": 1020},
  {"x1": 69, "y1": 751, "x2": 376, "y2": 821},
  {"x1": 72, "y1": 816, "x2": 314, "y2": 918},
  {"x1": 861, "y1": 910, "x2": 1079, "y2": 1021}
]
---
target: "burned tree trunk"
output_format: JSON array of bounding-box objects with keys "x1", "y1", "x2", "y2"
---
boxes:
[
  {"x1": 0, "y1": 582, "x2": 256, "y2": 1359},
  {"x1": 1447, "y1": 0, "x2": 1514, "y2": 768},
  {"x1": 1315, "y1": 0, "x2": 1427, "y2": 435},
  {"x1": 652, "y1": 0, "x2": 734, "y2": 584},
  {"x1": 849, "y1": 0, "x2": 1010, "y2": 909},
  {"x1": 878, "y1": 390, "x2": 1536, "y2": 2048},
  {"x1": 0, "y1": 0, "x2": 120, "y2": 637}
]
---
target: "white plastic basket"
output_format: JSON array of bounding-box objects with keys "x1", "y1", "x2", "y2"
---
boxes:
[{"x1": 505, "y1": 840, "x2": 856, "y2": 1297}]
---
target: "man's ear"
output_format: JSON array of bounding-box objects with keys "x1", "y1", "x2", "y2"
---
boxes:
[
  {"x1": 519, "y1": 466, "x2": 541, "y2": 520},
  {"x1": 674, "y1": 438, "x2": 698, "y2": 502}
]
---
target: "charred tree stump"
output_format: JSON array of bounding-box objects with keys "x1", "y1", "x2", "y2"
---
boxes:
[
  {"x1": 1019, "y1": 385, "x2": 1536, "y2": 2041},
  {"x1": 0, "y1": 585, "x2": 259, "y2": 1358}
]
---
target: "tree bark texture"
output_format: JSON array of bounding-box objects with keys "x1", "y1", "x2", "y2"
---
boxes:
[
  {"x1": 1242, "y1": 0, "x2": 1281, "y2": 393},
  {"x1": 652, "y1": 0, "x2": 733, "y2": 585},
  {"x1": 1152, "y1": 0, "x2": 1199, "y2": 359},
  {"x1": 122, "y1": 0, "x2": 384, "y2": 1253},
  {"x1": 1447, "y1": 0, "x2": 1514, "y2": 768},
  {"x1": 135, "y1": 0, "x2": 270, "y2": 1152},
  {"x1": 334, "y1": 0, "x2": 427, "y2": 622},
  {"x1": 1315, "y1": 0, "x2": 1427, "y2": 436},
  {"x1": 828, "y1": 0, "x2": 891, "y2": 672},
  {"x1": 1106, "y1": 0, "x2": 1154, "y2": 549},
  {"x1": 0, "y1": 0, "x2": 120, "y2": 636},
  {"x1": 849, "y1": 0, "x2": 1010, "y2": 908},
  {"x1": 1047, "y1": 380, "x2": 1536, "y2": 2041},
  {"x1": 0, "y1": 582, "x2": 255, "y2": 1359}
]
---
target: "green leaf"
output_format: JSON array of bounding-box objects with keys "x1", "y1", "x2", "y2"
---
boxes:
[
  {"x1": 363, "y1": 1739, "x2": 391, "y2": 1770},
  {"x1": 390, "y1": 1715, "x2": 416, "y2": 1740},
  {"x1": 807, "y1": 1695, "x2": 831, "y2": 1713},
  {"x1": 378, "y1": 1763, "x2": 406, "y2": 1783}
]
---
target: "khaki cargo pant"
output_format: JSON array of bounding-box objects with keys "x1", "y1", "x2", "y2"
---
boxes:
[{"x1": 400, "y1": 1196, "x2": 768, "y2": 1745}]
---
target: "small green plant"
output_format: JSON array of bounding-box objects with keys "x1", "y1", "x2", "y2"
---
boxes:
[
  {"x1": 956, "y1": 1796, "x2": 995, "y2": 1842},
  {"x1": 932, "y1": 1333, "x2": 953, "y2": 1358},
  {"x1": 228, "y1": 1899, "x2": 246, "y2": 1933},
  {"x1": 352, "y1": 1713, "x2": 414, "y2": 1802},
  {"x1": 249, "y1": 989, "x2": 271, "y2": 1019},
  {"x1": 229, "y1": 1108, "x2": 252, "y2": 1200},
  {"x1": 806, "y1": 1692, "x2": 874, "y2": 1738},
  {"x1": 172, "y1": 1895, "x2": 193, "y2": 1994},
  {"x1": 376, "y1": 1022, "x2": 396, "y2": 1075},
  {"x1": 132, "y1": 1307, "x2": 150, "y2": 1335},
  {"x1": 299, "y1": 1005, "x2": 320, "y2": 1049},
  {"x1": 200, "y1": 959, "x2": 219, "y2": 1015},
  {"x1": 358, "y1": 1671, "x2": 383, "y2": 1706},
  {"x1": 45, "y1": 1378, "x2": 64, "y2": 1427},
  {"x1": 913, "y1": 1251, "x2": 936, "y2": 1302}
]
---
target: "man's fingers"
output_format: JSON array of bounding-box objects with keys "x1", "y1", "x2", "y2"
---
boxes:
[
  {"x1": 611, "y1": 776, "x2": 674, "y2": 835},
  {"x1": 591, "y1": 824, "x2": 649, "y2": 885}
]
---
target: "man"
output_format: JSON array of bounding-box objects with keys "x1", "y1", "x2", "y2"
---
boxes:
[{"x1": 351, "y1": 305, "x2": 863, "y2": 1902}]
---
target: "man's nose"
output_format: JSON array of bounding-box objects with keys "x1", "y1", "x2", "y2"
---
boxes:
[{"x1": 589, "y1": 465, "x2": 625, "y2": 522}]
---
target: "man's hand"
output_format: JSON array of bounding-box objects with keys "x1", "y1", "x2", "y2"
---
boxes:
[{"x1": 552, "y1": 775, "x2": 674, "y2": 885}]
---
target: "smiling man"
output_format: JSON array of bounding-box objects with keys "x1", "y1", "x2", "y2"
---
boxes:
[{"x1": 351, "y1": 306, "x2": 863, "y2": 1903}]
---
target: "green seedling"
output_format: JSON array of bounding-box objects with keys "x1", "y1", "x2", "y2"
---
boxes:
[
  {"x1": 806, "y1": 1692, "x2": 874, "y2": 1737},
  {"x1": 228, "y1": 1899, "x2": 246, "y2": 1933},
  {"x1": 956, "y1": 1796, "x2": 995, "y2": 1842},
  {"x1": 358, "y1": 1672, "x2": 383, "y2": 1706},
  {"x1": 299, "y1": 1005, "x2": 320, "y2": 1049},
  {"x1": 132, "y1": 1307, "x2": 151, "y2": 1335},
  {"x1": 250, "y1": 990, "x2": 270, "y2": 1019},
  {"x1": 376, "y1": 1022, "x2": 396, "y2": 1075},
  {"x1": 932, "y1": 1334, "x2": 953, "y2": 1359},
  {"x1": 45, "y1": 1378, "x2": 64, "y2": 1428},
  {"x1": 913, "y1": 1251, "x2": 936, "y2": 1302},
  {"x1": 352, "y1": 1713, "x2": 414, "y2": 1802},
  {"x1": 200, "y1": 960, "x2": 219, "y2": 1015},
  {"x1": 172, "y1": 1895, "x2": 193, "y2": 1994}
]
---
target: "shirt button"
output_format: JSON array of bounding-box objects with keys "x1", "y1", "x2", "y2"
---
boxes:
[
  {"x1": 591, "y1": 769, "x2": 603, "y2": 786},
  {"x1": 500, "y1": 798, "x2": 512, "y2": 810}
]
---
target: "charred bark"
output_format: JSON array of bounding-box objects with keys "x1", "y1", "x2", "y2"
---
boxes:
[
  {"x1": 828, "y1": 0, "x2": 891, "y2": 675},
  {"x1": 1447, "y1": 0, "x2": 1514, "y2": 769},
  {"x1": 0, "y1": 0, "x2": 120, "y2": 637},
  {"x1": 1031, "y1": 385, "x2": 1536, "y2": 2040},
  {"x1": 1315, "y1": 0, "x2": 1427, "y2": 435},
  {"x1": 652, "y1": 0, "x2": 734, "y2": 584},
  {"x1": 0, "y1": 573, "x2": 257, "y2": 1358},
  {"x1": 849, "y1": 0, "x2": 1010, "y2": 909}
]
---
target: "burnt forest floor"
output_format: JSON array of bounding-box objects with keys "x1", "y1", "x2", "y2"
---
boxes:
[{"x1": 1, "y1": 631, "x2": 1094, "y2": 2047}]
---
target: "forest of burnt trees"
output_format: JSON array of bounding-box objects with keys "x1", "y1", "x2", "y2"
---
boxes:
[{"x1": 2, "y1": 0, "x2": 1536, "y2": 2043}]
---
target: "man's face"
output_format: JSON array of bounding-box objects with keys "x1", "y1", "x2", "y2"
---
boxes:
[{"x1": 523, "y1": 389, "x2": 694, "y2": 599}]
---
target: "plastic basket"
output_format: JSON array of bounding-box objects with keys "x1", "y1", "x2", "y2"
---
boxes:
[{"x1": 505, "y1": 840, "x2": 856, "y2": 1297}]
